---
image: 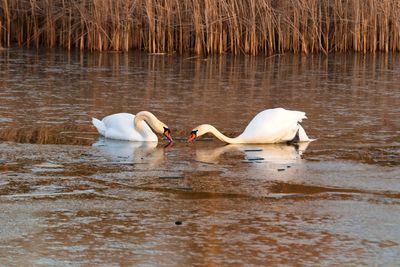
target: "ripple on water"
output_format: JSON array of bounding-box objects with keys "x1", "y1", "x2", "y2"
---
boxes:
[{"x1": 0, "y1": 50, "x2": 399, "y2": 265}]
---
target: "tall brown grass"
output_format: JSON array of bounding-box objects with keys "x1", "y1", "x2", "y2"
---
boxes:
[{"x1": 1, "y1": 0, "x2": 400, "y2": 55}]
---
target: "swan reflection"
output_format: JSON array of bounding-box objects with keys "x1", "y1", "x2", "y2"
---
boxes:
[
  {"x1": 195, "y1": 142, "x2": 310, "y2": 165},
  {"x1": 92, "y1": 138, "x2": 164, "y2": 165}
]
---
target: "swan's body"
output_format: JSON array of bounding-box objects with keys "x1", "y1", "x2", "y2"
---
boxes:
[
  {"x1": 189, "y1": 108, "x2": 312, "y2": 144},
  {"x1": 92, "y1": 111, "x2": 172, "y2": 142}
]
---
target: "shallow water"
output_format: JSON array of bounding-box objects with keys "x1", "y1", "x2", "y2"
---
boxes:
[{"x1": 0, "y1": 49, "x2": 399, "y2": 265}]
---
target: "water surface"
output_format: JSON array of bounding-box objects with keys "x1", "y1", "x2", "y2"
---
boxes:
[{"x1": 0, "y1": 49, "x2": 399, "y2": 265}]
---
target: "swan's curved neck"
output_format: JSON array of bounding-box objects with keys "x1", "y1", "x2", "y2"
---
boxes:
[
  {"x1": 205, "y1": 125, "x2": 241, "y2": 144},
  {"x1": 134, "y1": 111, "x2": 162, "y2": 133}
]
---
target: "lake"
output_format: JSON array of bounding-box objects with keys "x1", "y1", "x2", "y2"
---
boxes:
[{"x1": 0, "y1": 48, "x2": 399, "y2": 265}]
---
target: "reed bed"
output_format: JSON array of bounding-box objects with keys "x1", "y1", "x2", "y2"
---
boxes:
[
  {"x1": 1, "y1": 0, "x2": 400, "y2": 55},
  {"x1": 0, "y1": 125, "x2": 97, "y2": 145}
]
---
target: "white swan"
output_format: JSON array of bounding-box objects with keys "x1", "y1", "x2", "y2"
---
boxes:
[
  {"x1": 92, "y1": 111, "x2": 172, "y2": 142},
  {"x1": 188, "y1": 108, "x2": 312, "y2": 144}
]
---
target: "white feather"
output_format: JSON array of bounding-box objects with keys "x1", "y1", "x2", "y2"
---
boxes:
[{"x1": 92, "y1": 112, "x2": 159, "y2": 142}]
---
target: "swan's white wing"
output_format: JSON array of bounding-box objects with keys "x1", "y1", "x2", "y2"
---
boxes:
[
  {"x1": 102, "y1": 113, "x2": 135, "y2": 130},
  {"x1": 239, "y1": 108, "x2": 307, "y2": 143}
]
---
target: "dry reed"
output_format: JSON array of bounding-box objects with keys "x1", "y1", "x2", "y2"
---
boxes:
[
  {"x1": 1, "y1": 0, "x2": 400, "y2": 55},
  {"x1": 0, "y1": 125, "x2": 97, "y2": 145}
]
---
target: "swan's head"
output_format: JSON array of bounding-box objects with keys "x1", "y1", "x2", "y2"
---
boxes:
[
  {"x1": 153, "y1": 122, "x2": 172, "y2": 142},
  {"x1": 135, "y1": 111, "x2": 173, "y2": 142},
  {"x1": 162, "y1": 126, "x2": 173, "y2": 142},
  {"x1": 149, "y1": 123, "x2": 172, "y2": 142},
  {"x1": 187, "y1": 124, "x2": 212, "y2": 142}
]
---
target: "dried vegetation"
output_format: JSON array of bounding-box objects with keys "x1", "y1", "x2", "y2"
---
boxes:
[{"x1": 1, "y1": 0, "x2": 400, "y2": 55}]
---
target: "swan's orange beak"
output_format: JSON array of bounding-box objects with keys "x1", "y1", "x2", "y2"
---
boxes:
[
  {"x1": 163, "y1": 128, "x2": 173, "y2": 142},
  {"x1": 187, "y1": 132, "x2": 197, "y2": 142}
]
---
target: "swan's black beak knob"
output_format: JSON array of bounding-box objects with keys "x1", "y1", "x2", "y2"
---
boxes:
[
  {"x1": 163, "y1": 127, "x2": 173, "y2": 142},
  {"x1": 187, "y1": 130, "x2": 197, "y2": 142}
]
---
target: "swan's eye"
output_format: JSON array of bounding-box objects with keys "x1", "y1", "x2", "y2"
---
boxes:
[{"x1": 191, "y1": 130, "x2": 198, "y2": 136}]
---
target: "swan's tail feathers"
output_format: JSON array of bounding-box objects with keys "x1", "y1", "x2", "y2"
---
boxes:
[
  {"x1": 92, "y1": 118, "x2": 106, "y2": 136},
  {"x1": 294, "y1": 111, "x2": 307, "y2": 123},
  {"x1": 301, "y1": 112, "x2": 308, "y2": 121},
  {"x1": 298, "y1": 125, "x2": 314, "y2": 142}
]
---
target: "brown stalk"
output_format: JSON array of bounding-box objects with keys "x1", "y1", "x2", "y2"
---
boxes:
[{"x1": 0, "y1": 0, "x2": 400, "y2": 54}]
